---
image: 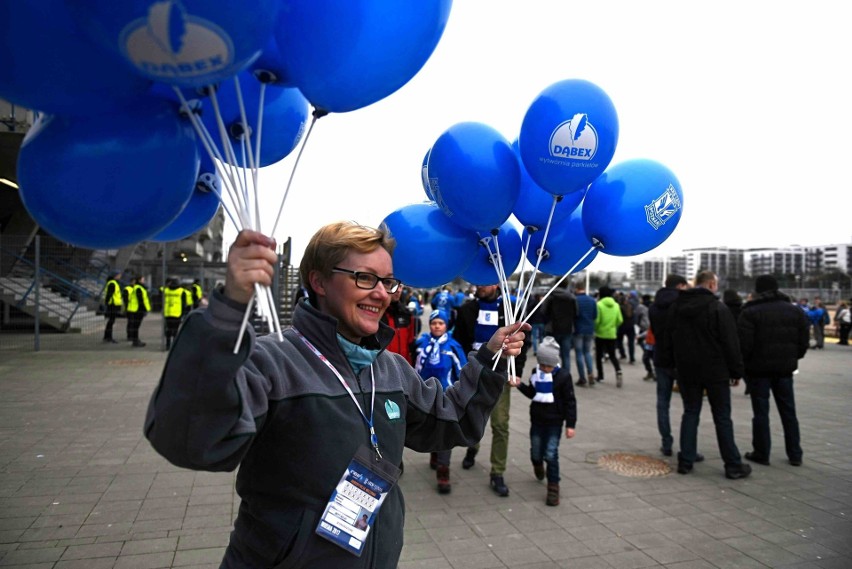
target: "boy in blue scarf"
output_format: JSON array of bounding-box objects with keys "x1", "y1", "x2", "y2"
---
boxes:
[
  {"x1": 414, "y1": 309, "x2": 467, "y2": 493},
  {"x1": 517, "y1": 336, "x2": 577, "y2": 506}
]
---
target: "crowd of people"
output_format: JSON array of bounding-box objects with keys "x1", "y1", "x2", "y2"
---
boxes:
[{"x1": 127, "y1": 218, "x2": 846, "y2": 568}]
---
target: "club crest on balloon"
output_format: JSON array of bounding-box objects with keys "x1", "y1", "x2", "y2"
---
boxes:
[{"x1": 644, "y1": 184, "x2": 682, "y2": 230}]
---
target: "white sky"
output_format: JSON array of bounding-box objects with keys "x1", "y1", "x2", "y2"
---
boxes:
[{"x1": 240, "y1": 0, "x2": 852, "y2": 275}]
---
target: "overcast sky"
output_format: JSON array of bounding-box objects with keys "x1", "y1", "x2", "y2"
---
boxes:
[{"x1": 242, "y1": 0, "x2": 851, "y2": 276}]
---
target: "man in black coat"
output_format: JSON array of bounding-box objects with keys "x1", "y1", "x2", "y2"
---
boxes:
[
  {"x1": 649, "y1": 274, "x2": 690, "y2": 457},
  {"x1": 543, "y1": 280, "x2": 578, "y2": 373},
  {"x1": 737, "y1": 275, "x2": 809, "y2": 467},
  {"x1": 660, "y1": 270, "x2": 751, "y2": 479}
]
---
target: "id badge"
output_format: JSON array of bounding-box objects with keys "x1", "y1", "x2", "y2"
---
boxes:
[{"x1": 315, "y1": 445, "x2": 401, "y2": 556}]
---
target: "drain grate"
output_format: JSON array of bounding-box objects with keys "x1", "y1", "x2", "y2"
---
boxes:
[
  {"x1": 106, "y1": 359, "x2": 153, "y2": 367},
  {"x1": 596, "y1": 452, "x2": 672, "y2": 478}
]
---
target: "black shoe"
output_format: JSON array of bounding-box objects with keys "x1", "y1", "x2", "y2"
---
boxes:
[
  {"x1": 788, "y1": 458, "x2": 802, "y2": 466},
  {"x1": 695, "y1": 453, "x2": 705, "y2": 463},
  {"x1": 132, "y1": 341, "x2": 146, "y2": 347},
  {"x1": 677, "y1": 463, "x2": 692, "y2": 475},
  {"x1": 745, "y1": 452, "x2": 770, "y2": 466},
  {"x1": 532, "y1": 462, "x2": 545, "y2": 481},
  {"x1": 462, "y1": 448, "x2": 477, "y2": 470},
  {"x1": 660, "y1": 447, "x2": 673, "y2": 457},
  {"x1": 103, "y1": 338, "x2": 118, "y2": 344},
  {"x1": 725, "y1": 463, "x2": 752, "y2": 480},
  {"x1": 575, "y1": 379, "x2": 587, "y2": 387},
  {"x1": 490, "y1": 474, "x2": 509, "y2": 497},
  {"x1": 429, "y1": 452, "x2": 438, "y2": 470}
]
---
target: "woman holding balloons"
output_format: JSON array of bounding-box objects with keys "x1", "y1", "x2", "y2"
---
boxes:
[{"x1": 144, "y1": 222, "x2": 528, "y2": 568}]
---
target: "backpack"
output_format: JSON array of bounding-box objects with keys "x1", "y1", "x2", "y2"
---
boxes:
[{"x1": 621, "y1": 300, "x2": 634, "y2": 321}]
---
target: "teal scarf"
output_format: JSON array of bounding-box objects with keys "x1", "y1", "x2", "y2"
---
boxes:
[{"x1": 337, "y1": 334, "x2": 380, "y2": 374}]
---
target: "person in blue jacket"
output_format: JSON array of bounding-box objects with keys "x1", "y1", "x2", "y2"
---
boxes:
[{"x1": 414, "y1": 309, "x2": 468, "y2": 494}]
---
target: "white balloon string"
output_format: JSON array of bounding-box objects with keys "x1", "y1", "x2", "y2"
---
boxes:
[
  {"x1": 173, "y1": 88, "x2": 243, "y2": 232},
  {"x1": 270, "y1": 112, "x2": 321, "y2": 237},
  {"x1": 208, "y1": 91, "x2": 250, "y2": 227},
  {"x1": 252, "y1": 83, "x2": 267, "y2": 232},
  {"x1": 515, "y1": 196, "x2": 559, "y2": 321},
  {"x1": 518, "y1": 245, "x2": 597, "y2": 327},
  {"x1": 233, "y1": 295, "x2": 255, "y2": 354},
  {"x1": 266, "y1": 283, "x2": 284, "y2": 341},
  {"x1": 232, "y1": 75, "x2": 262, "y2": 232}
]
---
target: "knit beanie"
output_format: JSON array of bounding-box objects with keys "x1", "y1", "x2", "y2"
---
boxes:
[
  {"x1": 429, "y1": 309, "x2": 450, "y2": 324},
  {"x1": 537, "y1": 336, "x2": 561, "y2": 367},
  {"x1": 754, "y1": 275, "x2": 778, "y2": 294}
]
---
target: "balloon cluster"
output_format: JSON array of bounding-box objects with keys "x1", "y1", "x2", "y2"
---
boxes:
[
  {"x1": 2, "y1": 0, "x2": 454, "y2": 249},
  {"x1": 383, "y1": 78, "x2": 684, "y2": 300}
]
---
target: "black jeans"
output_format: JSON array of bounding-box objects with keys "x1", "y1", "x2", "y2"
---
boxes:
[
  {"x1": 594, "y1": 338, "x2": 621, "y2": 379},
  {"x1": 678, "y1": 380, "x2": 742, "y2": 468},
  {"x1": 747, "y1": 376, "x2": 802, "y2": 462}
]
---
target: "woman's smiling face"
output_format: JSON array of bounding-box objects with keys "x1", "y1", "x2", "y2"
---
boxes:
[{"x1": 311, "y1": 247, "x2": 394, "y2": 343}]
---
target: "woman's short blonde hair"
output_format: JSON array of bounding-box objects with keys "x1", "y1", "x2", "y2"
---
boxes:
[{"x1": 299, "y1": 221, "x2": 396, "y2": 305}]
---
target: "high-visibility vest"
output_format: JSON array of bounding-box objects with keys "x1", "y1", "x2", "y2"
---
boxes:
[
  {"x1": 192, "y1": 283, "x2": 203, "y2": 303},
  {"x1": 104, "y1": 279, "x2": 123, "y2": 307},
  {"x1": 182, "y1": 287, "x2": 193, "y2": 310},
  {"x1": 127, "y1": 285, "x2": 151, "y2": 313},
  {"x1": 162, "y1": 287, "x2": 184, "y2": 318}
]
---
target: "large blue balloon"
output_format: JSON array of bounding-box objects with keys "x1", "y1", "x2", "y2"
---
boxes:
[
  {"x1": 382, "y1": 202, "x2": 478, "y2": 289},
  {"x1": 0, "y1": 0, "x2": 150, "y2": 115},
  {"x1": 18, "y1": 101, "x2": 199, "y2": 249},
  {"x1": 512, "y1": 140, "x2": 584, "y2": 231},
  {"x1": 200, "y1": 71, "x2": 309, "y2": 167},
  {"x1": 582, "y1": 159, "x2": 684, "y2": 257},
  {"x1": 150, "y1": 153, "x2": 222, "y2": 242},
  {"x1": 461, "y1": 222, "x2": 523, "y2": 286},
  {"x1": 527, "y1": 203, "x2": 598, "y2": 276},
  {"x1": 421, "y1": 148, "x2": 435, "y2": 201},
  {"x1": 428, "y1": 122, "x2": 520, "y2": 232},
  {"x1": 69, "y1": 0, "x2": 279, "y2": 88},
  {"x1": 519, "y1": 79, "x2": 619, "y2": 196},
  {"x1": 276, "y1": 0, "x2": 452, "y2": 113}
]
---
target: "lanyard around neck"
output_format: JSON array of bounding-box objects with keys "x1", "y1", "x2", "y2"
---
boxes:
[{"x1": 292, "y1": 328, "x2": 381, "y2": 459}]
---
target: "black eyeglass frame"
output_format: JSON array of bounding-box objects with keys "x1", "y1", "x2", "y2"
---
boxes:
[{"x1": 331, "y1": 267, "x2": 402, "y2": 294}]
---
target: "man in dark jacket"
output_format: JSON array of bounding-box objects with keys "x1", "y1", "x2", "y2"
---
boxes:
[
  {"x1": 543, "y1": 280, "x2": 578, "y2": 373},
  {"x1": 648, "y1": 274, "x2": 689, "y2": 456},
  {"x1": 738, "y1": 275, "x2": 809, "y2": 467},
  {"x1": 660, "y1": 270, "x2": 751, "y2": 479}
]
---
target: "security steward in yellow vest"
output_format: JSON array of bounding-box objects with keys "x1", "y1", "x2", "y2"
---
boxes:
[
  {"x1": 191, "y1": 279, "x2": 203, "y2": 309},
  {"x1": 102, "y1": 272, "x2": 123, "y2": 343},
  {"x1": 162, "y1": 279, "x2": 187, "y2": 350},
  {"x1": 126, "y1": 276, "x2": 151, "y2": 347}
]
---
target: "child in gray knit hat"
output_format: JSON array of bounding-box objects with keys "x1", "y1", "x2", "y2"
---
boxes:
[{"x1": 517, "y1": 336, "x2": 577, "y2": 506}]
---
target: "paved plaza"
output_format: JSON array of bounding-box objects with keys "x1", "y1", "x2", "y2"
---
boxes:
[{"x1": 1, "y1": 322, "x2": 850, "y2": 568}]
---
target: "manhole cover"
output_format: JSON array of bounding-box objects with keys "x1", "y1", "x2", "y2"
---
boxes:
[
  {"x1": 596, "y1": 452, "x2": 671, "y2": 477},
  {"x1": 106, "y1": 359, "x2": 153, "y2": 367}
]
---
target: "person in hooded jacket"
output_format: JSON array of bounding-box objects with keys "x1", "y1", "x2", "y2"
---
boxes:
[
  {"x1": 659, "y1": 270, "x2": 751, "y2": 480},
  {"x1": 737, "y1": 275, "x2": 809, "y2": 467},
  {"x1": 543, "y1": 280, "x2": 578, "y2": 373},
  {"x1": 594, "y1": 286, "x2": 623, "y2": 386},
  {"x1": 144, "y1": 222, "x2": 529, "y2": 569},
  {"x1": 381, "y1": 286, "x2": 417, "y2": 365}
]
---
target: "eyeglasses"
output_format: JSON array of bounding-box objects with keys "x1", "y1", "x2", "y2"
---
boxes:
[{"x1": 331, "y1": 267, "x2": 402, "y2": 294}]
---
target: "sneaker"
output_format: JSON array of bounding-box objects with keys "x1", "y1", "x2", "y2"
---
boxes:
[
  {"x1": 744, "y1": 452, "x2": 770, "y2": 466},
  {"x1": 462, "y1": 448, "x2": 477, "y2": 470},
  {"x1": 575, "y1": 379, "x2": 587, "y2": 387},
  {"x1": 532, "y1": 462, "x2": 545, "y2": 481},
  {"x1": 677, "y1": 463, "x2": 693, "y2": 475},
  {"x1": 436, "y1": 466, "x2": 451, "y2": 494},
  {"x1": 788, "y1": 458, "x2": 803, "y2": 466},
  {"x1": 490, "y1": 474, "x2": 509, "y2": 497},
  {"x1": 725, "y1": 463, "x2": 752, "y2": 480},
  {"x1": 660, "y1": 447, "x2": 673, "y2": 457},
  {"x1": 695, "y1": 453, "x2": 705, "y2": 463},
  {"x1": 616, "y1": 371, "x2": 623, "y2": 388},
  {"x1": 596, "y1": 376, "x2": 604, "y2": 382},
  {"x1": 132, "y1": 340, "x2": 146, "y2": 348},
  {"x1": 643, "y1": 373, "x2": 656, "y2": 381}
]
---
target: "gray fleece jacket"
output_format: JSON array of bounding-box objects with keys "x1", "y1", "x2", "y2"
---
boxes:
[{"x1": 145, "y1": 291, "x2": 507, "y2": 568}]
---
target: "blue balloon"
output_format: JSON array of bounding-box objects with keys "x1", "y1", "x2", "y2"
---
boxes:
[
  {"x1": 382, "y1": 202, "x2": 478, "y2": 289},
  {"x1": 461, "y1": 222, "x2": 523, "y2": 286},
  {"x1": 582, "y1": 159, "x2": 684, "y2": 257},
  {"x1": 519, "y1": 79, "x2": 619, "y2": 196},
  {"x1": 276, "y1": 0, "x2": 452, "y2": 113},
  {"x1": 0, "y1": 0, "x2": 151, "y2": 115},
  {"x1": 18, "y1": 101, "x2": 199, "y2": 249},
  {"x1": 428, "y1": 122, "x2": 520, "y2": 232},
  {"x1": 200, "y1": 71, "x2": 309, "y2": 167},
  {"x1": 421, "y1": 148, "x2": 435, "y2": 201},
  {"x1": 69, "y1": 0, "x2": 280, "y2": 88},
  {"x1": 511, "y1": 140, "x2": 584, "y2": 231},
  {"x1": 150, "y1": 153, "x2": 221, "y2": 242},
  {"x1": 527, "y1": 203, "x2": 598, "y2": 276}
]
